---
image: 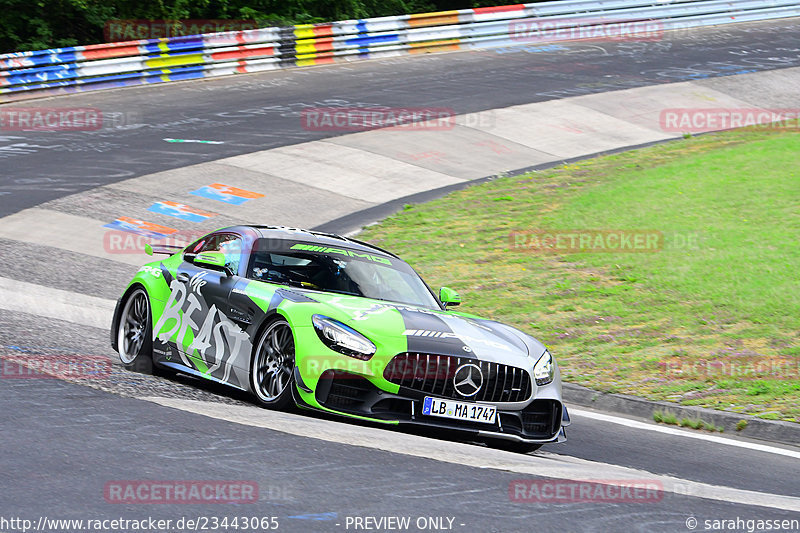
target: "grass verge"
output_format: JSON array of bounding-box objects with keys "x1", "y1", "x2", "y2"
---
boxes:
[
  {"x1": 653, "y1": 410, "x2": 723, "y2": 432},
  {"x1": 360, "y1": 128, "x2": 800, "y2": 422}
]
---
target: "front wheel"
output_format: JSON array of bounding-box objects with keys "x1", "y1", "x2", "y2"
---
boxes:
[
  {"x1": 116, "y1": 288, "x2": 153, "y2": 374},
  {"x1": 250, "y1": 318, "x2": 295, "y2": 409}
]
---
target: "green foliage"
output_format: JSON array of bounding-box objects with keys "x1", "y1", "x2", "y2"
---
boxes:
[
  {"x1": 679, "y1": 417, "x2": 704, "y2": 430},
  {"x1": 653, "y1": 410, "x2": 678, "y2": 425},
  {"x1": 656, "y1": 410, "x2": 722, "y2": 431},
  {"x1": 0, "y1": 0, "x2": 517, "y2": 53},
  {"x1": 0, "y1": 0, "x2": 112, "y2": 52}
]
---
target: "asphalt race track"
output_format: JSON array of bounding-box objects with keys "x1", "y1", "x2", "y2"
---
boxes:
[
  {"x1": 3, "y1": 18, "x2": 800, "y2": 217},
  {"x1": 1, "y1": 18, "x2": 799, "y2": 533}
]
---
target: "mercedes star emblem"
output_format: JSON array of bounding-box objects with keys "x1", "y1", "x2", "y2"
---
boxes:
[{"x1": 453, "y1": 363, "x2": 483, "y2": 397}]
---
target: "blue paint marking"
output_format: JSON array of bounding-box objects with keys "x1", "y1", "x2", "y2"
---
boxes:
[
  {"x1": 42, "y1": 51, "x2": 78, "y2": 64},
  {"x1": 345, "y1": 34, "x2": 399, "y2": 47},
  {"x1": 190, "y1": 186, "x2": 248, "y2": 205},
  {"x1": 147, "y1": 202, "x2": 211, "y2": 222},
  {"x1": 144, "y1": 69, "x2": 205, "y2": 83},
  {"x1": 189, "y1": 184, "x2": 261, "y2": 205},
  {"x1": 5, "y1": 66, "x2": 79, "y2": 85},
  {"x1": 2, "y1": 64, "x2": 204, "y2": 91},
  {"x1": 103, "y1": 219, "x2": 173, "y2": 240},
  {"x1": 3, "y1": 79, "x2": 69, "y2": 92},
  {"x1": 288, "y1": 513, "x2": 338, "y2": 521},
  {"x1": 140, "y1": 39, "x2": 203, "y2": 54}
]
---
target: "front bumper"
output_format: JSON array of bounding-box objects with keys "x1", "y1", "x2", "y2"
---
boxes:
[{"x1": 295, "y1": 368, "x2": 567, "y2": 444}]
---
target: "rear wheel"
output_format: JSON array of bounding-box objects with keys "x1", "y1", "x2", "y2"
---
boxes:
[
  {"x1": 116, "y1": 288, "x2": 153, "y2": 374},
  {"x1": 250, "y1": 318, "x2": 295, "y2": 409}
]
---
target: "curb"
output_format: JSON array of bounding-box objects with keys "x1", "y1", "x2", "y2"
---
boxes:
[{"x1": 562, "y1": 383, "x2": 800, "y2": 447}]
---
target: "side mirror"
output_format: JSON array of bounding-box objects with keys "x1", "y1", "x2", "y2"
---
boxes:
[
  {"x1": 195, "y1": 251, "x2": 233, "y2": 275},
  {"x1": 439, "y1": 286, "x2": 461, "y2": 308}
]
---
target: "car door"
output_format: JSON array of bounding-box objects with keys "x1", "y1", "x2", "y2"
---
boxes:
[{"x1": 153, "y1": 232, "x2": 251, "y2": 386}]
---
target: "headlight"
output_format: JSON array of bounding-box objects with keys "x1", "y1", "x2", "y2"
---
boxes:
[
  {"x1": 312, "y1": 315, "x2": 376, "y2": 360},
  {"x1": 533, "y1": 349, "x2": 555, "y2": 386}
]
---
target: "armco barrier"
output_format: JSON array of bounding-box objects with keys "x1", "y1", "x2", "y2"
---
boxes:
[{"x1": 1, "y1": 0, "x2": 799, "y2": 102}]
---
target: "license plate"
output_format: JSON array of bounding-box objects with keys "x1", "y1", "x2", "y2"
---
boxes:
[{"x1": 421, "y1": 397, "x2": 497, "y2": 424}]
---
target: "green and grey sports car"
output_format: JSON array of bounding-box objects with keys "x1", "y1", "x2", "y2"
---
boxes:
[{"x1": 111, "y1": 225, "x2": 569, "y2": 452}]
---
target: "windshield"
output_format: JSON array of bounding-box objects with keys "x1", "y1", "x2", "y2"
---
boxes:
[{"x1": 247, "y1": 240, "x2": 441, "y2": 309}]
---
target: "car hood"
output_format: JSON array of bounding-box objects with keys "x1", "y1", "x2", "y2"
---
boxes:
[{"x1": 294, "y1": 291, "x2": 546, "y2": 367}]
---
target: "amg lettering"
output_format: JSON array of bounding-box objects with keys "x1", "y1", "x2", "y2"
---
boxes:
[{"x1": 290, "y1": 243, "x2": 392, "y2": 265}]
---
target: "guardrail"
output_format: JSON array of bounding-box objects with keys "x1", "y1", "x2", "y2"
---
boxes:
[{"x1": 1, "y1": 0, "x2": 799, "y2": 102}]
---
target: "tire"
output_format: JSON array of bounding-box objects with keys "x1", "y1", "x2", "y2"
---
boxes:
[
  {"x1": 116, "y1": 287, "x2": 153, "y2": 374},
  {"x1": 490, "y1": 440, "x2": 542, "y2": 454},
  {"x1": 250, "y1": 318, "x2": 296, "y2": 409}
]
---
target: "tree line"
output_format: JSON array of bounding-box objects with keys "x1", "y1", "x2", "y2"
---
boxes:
[{"x1": 0, "y1": 0, "x2": 520, "y2": 54}]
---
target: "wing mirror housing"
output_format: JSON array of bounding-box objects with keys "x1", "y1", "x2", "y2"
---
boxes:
[
  {"x1": 439, "y1": 286, "x2": 461, "y2": 308},
  {"x1": 195, "y1": 251, "x2": 233, "y2": 276}
]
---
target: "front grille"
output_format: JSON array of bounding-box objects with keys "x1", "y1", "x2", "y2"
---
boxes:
[{"x1": 384, "y1": 352, "x2": 532, "y2": 403}]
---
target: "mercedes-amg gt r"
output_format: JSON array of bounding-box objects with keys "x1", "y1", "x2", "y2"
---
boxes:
[{"x1": 111, "y1": 226, "x2": 569, "y2": 452}]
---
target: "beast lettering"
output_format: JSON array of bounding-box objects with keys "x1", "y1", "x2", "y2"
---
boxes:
[{"x1": 154, "y1": 278, "x2": 249, "y2": 381}]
